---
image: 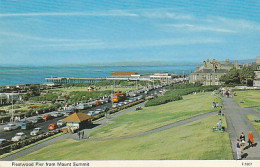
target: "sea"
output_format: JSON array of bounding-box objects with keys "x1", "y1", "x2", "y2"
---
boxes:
[{"x1": 0, "y1": 65, "x2": 196, "y2": 86}]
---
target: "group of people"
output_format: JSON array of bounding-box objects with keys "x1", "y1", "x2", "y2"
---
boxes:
[
  {"x1": 77, "y1": 130, "x2": 85, "y2": 139},
  {"x1": 236, "y1": 131, "x2": 255, "y2": 160}
]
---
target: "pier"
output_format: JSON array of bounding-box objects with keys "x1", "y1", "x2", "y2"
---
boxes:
[{"x1": 45, "y1": 77, "x2": 106, "y2": 84}]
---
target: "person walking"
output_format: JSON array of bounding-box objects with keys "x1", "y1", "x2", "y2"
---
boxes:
[
  {"x1": 236, "y1": 139, "x2": 242, "y2": 160},
  {"x1": 240, "y1": 132, "x2": 246, "y2": 153},
  {"x1": 82, "y1": 131, "x2": 84, "y2": 139},
  {"x1": 78, "y1": 131, "x2": 81, "y2": 139},
  {"x1": 248, "y1": 131, "x2": 255, "y2": 147}
]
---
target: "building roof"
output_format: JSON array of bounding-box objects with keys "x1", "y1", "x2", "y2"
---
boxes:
[
  {"x1": 62, "y1": 112, "x2": 92, "y2": 123},
  {"x1": 111, "y1": 71, "x2": 137, "y2": 76},
  {"x1": 195, "y1": 69, "x2": 229, "y2": 74}
]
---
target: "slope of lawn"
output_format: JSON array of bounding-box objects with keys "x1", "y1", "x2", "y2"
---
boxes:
[
  {"x1": 247, "y1": 115, "x2": 260, "y2": 134},
  {"x1": 18, "y1": 115, "x2": 232, "y2": 160},
  {"x1": 233, "y1": 90, "x2": 260, "y2": 108},
  {"x1": 90, "y1": 92, "x2": 222, "y2": 138}
]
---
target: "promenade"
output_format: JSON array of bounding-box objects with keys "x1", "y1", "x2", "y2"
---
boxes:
[{"x1": 222, "y1": 96, "x2": 260, "y2": 160}]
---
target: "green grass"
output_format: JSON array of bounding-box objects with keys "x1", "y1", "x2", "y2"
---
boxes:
[
  {"x1": 90, "y1": 92, "x2": 222, "y2": 138},
  {"x1": 247, "y1": 115, "x2": 260, "y2": 135},
  {"x1": 0, "y1": 133, "x2": 64, "y2": 159},
  {"x1": 233, "y1": 90, "x2": 260, "y2": 108},
  {"x1": 18, "y1": 115, "x2": 232, "y2": 160}
]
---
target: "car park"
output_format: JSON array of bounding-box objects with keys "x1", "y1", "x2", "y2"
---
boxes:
[
  {"x1": 30, "y1": 128, "x2": 43, "y2": 136},
  {"x1": 11, "y1": 132, "x2": 27, "y2": 142},
  {"x1": 57, "y1": 120, "x2": 66, "y2": 127},
  {"x1": 4, "y1": 123, "x2": 20, "y2": 131},
  {"x1": 48, "y1": 123, "x2": 58, "y2": 130}
]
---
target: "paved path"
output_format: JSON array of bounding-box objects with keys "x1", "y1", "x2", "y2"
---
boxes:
[{"x1": 222, "y1": 97, "x2": 260, "y2": 160}]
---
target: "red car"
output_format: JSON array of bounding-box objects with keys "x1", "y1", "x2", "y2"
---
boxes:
[
  {"x1": 42, "y1": 114, "x2": 53, "y2": 121},
  {"x1": 48, "y1": 123, "x2": 58, "y2": 130}
]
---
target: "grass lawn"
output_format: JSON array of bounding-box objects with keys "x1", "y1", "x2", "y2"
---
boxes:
[
  {"x1": 18, "y1": 115, "x2": 232, "y2": 160},
  {"x1": 233, "y1": 90, "x2": 260, "y2": 108},
  {"x1": 90, "y1": 92, "x2": 222, "y2": 138},
  {"x1": 247, "y1": 115, "x2": 260, "y2": 134}
]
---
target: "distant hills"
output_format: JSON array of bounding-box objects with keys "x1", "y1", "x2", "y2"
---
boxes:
[{"x1": 0, "y1": 58, "x2": 256, "y2": 67}]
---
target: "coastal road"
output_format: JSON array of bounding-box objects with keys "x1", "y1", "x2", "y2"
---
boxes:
[{"x1": 0, "y1": 86, "x2": 163, "y2": 141}]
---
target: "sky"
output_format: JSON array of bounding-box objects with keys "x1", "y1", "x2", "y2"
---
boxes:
[{"x1": 0, "y1": 0, "x2": 259, "y2": 65}]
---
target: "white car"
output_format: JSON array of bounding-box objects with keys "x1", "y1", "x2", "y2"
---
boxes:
[
  {"x1": 51, "y1": 112, "x2": 63, "y2": 117},
  {"x1": 87, "y1": 111, "x2": 95, "y2": 116},
  {"x1": 4, "y1": 124, "x2": 20, "y2": 131},
  {"x1": 11, "y1": 132, "x2": 27, "y2": 142},
  {"x1": 57, "y1": 120, "x2": 66, "y2": 127},
  {"x1": 112, "y1": 103, "x2": 118, "y2": 108},
  {"x1": 30, "y1": 128, "x2": 43, "y2": 136}
]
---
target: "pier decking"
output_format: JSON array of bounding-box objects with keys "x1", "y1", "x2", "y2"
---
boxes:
[{"x1": 45, "y1": 77, "x2": 106, "y2": 84}]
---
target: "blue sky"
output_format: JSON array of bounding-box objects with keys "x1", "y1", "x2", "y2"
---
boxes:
[{"x1": 0, "y1": 0, "x2": 259, "y2": 65}]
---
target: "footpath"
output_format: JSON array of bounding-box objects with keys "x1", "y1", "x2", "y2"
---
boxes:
[{"x1": 222, "y1": 96, "x2": 260, "y2": 160}]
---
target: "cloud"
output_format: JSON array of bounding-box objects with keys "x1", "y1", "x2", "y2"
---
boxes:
[
  {"x1": 0, "y1": 32, "x2": 100, "y2": 42},
  {"x1": 141, "y1": 11, "x2": 193, "y2": 20},
  {"x1": 0, "y1": 10, "x2": 138, "y2": 18},
  {"x1": 31, "y1": 37, "x2": 222, "y2": 50},
  {"x1": 162, "y1": 24, "x2": 237, "y2": 33}
]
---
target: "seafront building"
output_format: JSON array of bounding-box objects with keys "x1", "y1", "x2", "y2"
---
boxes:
[
  {"x1": 189, "y1": 59, "x2": 240, "y2": 86},
  {"x1": 253, "y1": 57, "x2": 260, "y2": 87}
]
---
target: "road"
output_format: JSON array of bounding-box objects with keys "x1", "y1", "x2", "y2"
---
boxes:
[{"x1": 0, "y1": 86, "x2": 163, "y2": 141}]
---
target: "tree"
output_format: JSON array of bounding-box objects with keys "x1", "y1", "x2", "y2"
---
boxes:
[
  {"x1": 220, "y1": 67, "x2": 240, "y2": 84},
  {"x1": 239, "y1": 66, "x2": 255, "y2": 86}
]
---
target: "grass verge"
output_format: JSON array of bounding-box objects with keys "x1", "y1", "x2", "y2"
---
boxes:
[
  {"x1": 233, "y1": 90, "x2": 260, "y2": 108},
  {"x1": 18, "y1": 115, "x2": 232, "y2": 160},
  {"x1": 247, "y1": 115, "x2": 260, "y2": 134},
  {"x1": 90, "y1": 92, "x2": 222, "y2": 138},
  {"x1": 0, "y1": 133, "x2": 64, "y2": 159}
]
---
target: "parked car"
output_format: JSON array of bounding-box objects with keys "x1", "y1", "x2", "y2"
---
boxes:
[
  {"x1": 112, "y1": 103, "x2": 118, "y2": 108},
  {"x1": 11, "y1": 132, "x2": 27, "y2": 142},
  {"x1": 21, "y1": 121, "x2": 34, "y2": 130},
  {"x1": 4, "y1": 124, "x2": 20, "y2": 131},
  {"x1": 30, "y1": 128, "x2": 43, "y2": 136},
  {"x1": 64, "y1": 111, "x2": 74, "y2": 117},
  {"x1": 51, "y1": 112, "x2": 63, "y2": 118},
  {"x1": 118, "y1": 102, "x2": 125, "y2": 106},
  {"x1": 30, "y1": 116, "x2": 44, "y2": 124},
  {"x1": 42, "y1": 114, "x2": 54, "y2": 121},
  {"x1": 0, "y1": 139, "x2": 12, "y2": 147},
  {"x1": 48, "y1": 123, "x2": 58, "y2": 130},
  {"x1": 87, "y1": 111, "x2": 95, "y2": 116},
  {"x1": 57, "y1": 120, "x2": 66, "y2": 127}
]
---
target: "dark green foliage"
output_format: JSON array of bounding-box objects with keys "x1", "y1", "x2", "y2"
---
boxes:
[
  {"x1": 220, "y1": 66, "x2": 256, "y2": 86},
  {"x1": 145, "y1": 84, "x2": 219, "y2": 107},
  {"x1": 68, "y1": 90, "x2": 111, "y2": 103},
  {"x1": 29, "y1": 93, "x2": 58, "y2": 103}
]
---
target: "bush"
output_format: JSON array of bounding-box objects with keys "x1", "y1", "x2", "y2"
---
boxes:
[{"x1": 145, "y1": 84, "x2": 220, "y2": 107}]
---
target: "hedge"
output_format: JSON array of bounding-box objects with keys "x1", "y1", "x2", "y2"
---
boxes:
[{"x1": 145, "y1": 84, "x2": 220, "y2": 107}]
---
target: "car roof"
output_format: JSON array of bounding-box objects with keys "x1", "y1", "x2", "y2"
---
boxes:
[
  {"x1": 34, "y1": 127, "x2": 41, "y2": 130},
  {"x1": 16, "y1": 132, "x2": 25, "y2": 135},
  {"x1": 0, "y1": 139, "x2": 6, "y2": 141}
]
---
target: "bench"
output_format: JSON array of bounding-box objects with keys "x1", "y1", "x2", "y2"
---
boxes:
[{"x1": 213, "y1": 126, "x2": 225, "y2": 132}]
